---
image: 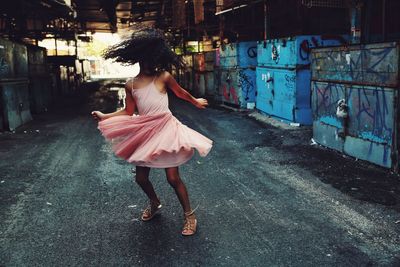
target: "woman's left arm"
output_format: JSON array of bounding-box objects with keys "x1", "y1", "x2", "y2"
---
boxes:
[{"x1": 163, "y1": 71, "x2": 208, "y2": 109}]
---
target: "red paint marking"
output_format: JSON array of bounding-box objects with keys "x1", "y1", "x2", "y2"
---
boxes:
[
  {"x1": 230, "y1": 87, "x2": 239, "y2": 104},
  {"x1": 222, "y1": 84, "x2": 230, "y2": 101}
]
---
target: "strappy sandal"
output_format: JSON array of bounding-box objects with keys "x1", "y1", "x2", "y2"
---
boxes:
[
  {"x1": 141, "y1": 201, "x2": 162, "y2": 222},
  {"x1": 182, "y1": 210, "x2": 197, "y2": 236}
]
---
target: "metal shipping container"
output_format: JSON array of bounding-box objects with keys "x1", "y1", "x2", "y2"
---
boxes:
[
  {"x1": 256, "y1": 35, "x2": 347, "y2": 124},
  {"x1": 311, "y1": 42, "x2": 399, "y2": 169},
  {"x1": 218, "y1": 42, "x2": 257, "y2": 108}
]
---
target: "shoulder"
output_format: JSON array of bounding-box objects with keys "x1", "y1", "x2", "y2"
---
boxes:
[
  {"x1": 125, "y1": 78, "x2": 134, "y2": 90},
  {"x1": 157, "y1": 71, "x2": 173, "y2": 82}
]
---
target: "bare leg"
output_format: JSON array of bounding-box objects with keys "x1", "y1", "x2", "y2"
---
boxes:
[
  {"x1": 135, "y1": 166, "x2": 160, "y2": 205},
  {"x1": 165, "y1": 167, "x2": 197, "y2": 235},
  {"x1": 165, "y1": 167, "x2": 191, "y2": 213}
]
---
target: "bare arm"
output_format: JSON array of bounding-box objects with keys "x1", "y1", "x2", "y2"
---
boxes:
[
  {"x1": 163, "y1": 72, "x2": 208, "y2": 109},
  {"x1": 91, "y1": 82, "x2": 136, "y2": 121}
]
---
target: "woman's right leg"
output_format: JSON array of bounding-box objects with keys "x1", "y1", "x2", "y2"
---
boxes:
[{"x1": 135, "y1": 166, "x2": 160, "y2": 206}]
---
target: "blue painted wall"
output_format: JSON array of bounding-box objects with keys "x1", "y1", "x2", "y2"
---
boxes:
[
  {"x1": 257, "y1": 35, "x2": 347, "y2": 68},
  {"x1": 218, "y1": 42, "x2": 257, "y2": 108},
  {"x1": 219, "y1": 42, "x2": 257, "y2": 68},
  {"x1": 312, "y1": 42, "x2": 399, "y2": 87},
  {"x1": 256, "y1": 67, "x2": 312, "y2": 124},
  {"x1": 311, "y1": 41, "x2": 399, "y2": 169},
  {"x1": 256, "y1": 35, "x2": 347, "y2": 125}
]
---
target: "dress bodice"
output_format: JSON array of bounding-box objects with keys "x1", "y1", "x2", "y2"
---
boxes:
[{"x1": 131, "y1": 81, "x2": 171, "y2": 116}]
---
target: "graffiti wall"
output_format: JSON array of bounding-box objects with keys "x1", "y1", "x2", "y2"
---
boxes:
[
  {"x1": 312, "y1": 42, "x2": 399, "y2": 87},
  {"x1": 218, "y1": 42, "x2": 257, "y2": 108},
  {"x1": 258, "y1": 35, "x2": 347, "y2": 68},
  {"x1": 312, "y1": 81, "x2": 395, "y2": 168},
  {"x1": 311, "y1": 41, "x2": 399, "y2": 169},
  {"x1": 255, "y1": 35, "x2": 347, "y2": 124}
]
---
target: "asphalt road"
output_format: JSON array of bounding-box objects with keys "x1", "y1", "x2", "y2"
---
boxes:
[{"x1": 1, "y1": 91, "x2": 400, "y2": 266}]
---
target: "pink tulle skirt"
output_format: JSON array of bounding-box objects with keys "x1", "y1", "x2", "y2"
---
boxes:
[{"x1": 98, "y1": 112, "x2": 213, "y2": 168}]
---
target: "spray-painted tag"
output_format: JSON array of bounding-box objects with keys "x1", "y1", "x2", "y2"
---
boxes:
[{"x1": 345, "y1": 53, "x2": 351, "y2": 65}]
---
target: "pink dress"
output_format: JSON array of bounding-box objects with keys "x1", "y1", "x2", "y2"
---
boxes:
[{"x1": 97, "y1": 80, "x2": 213, "y2": 168}]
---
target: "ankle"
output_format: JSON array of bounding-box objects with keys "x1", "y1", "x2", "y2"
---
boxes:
[
  {"x1": 184, "y1": 210, "x2": 195, "y2": 217},
  {"x1": 150, "y1": 198, "x2": 161, "y2": 206}
]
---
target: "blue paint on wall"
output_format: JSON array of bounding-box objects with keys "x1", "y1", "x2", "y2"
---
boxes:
[
  {"x1": 320, "y1": 116, "x2": 343, "y2": 128},
  {"x1": 258, "y1": 35, "x2": 347, "y2": 68},
  {"x1": 312, "y1": 42, "x2": 399, "y2": 87}
]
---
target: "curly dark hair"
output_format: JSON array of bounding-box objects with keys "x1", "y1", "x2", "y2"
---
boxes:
[{"x1": 103, "y1": 25, "x2": 185, "y2": 73}]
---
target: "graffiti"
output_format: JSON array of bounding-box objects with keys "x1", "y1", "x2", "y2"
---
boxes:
[
  {"x1": 284, "y1": 74, "x2": 296, "y2": 89},
  {"x1": 238, "y1": 69, "x2": 255, "y2": 101},
  {"x1": 0, "y1": 57, "x2": 9, "y2": 74},
  {"x1": 222, "y1": 83, "x2": 239, "y2": 105},
  {"x1": 349, "y1": 86, "x2": 392, "y2": 165},
  {"x1": 247, "y1": 46, "x2": 257, "y2": 58},
  {"x1": 271, "y1": 44, "x2": 280, "y2": 64},
  {"x1": 314, "y1": 82, "x2": 345, "y2": 128},
  {"x1": 312, "y1": 45, "x2": 397, "y2": 86},
  {"x1": 313, "y1": 81, "x2": 393, "y2": 166},
  {"x1": 299, "y1": 40, "x2": 311, "y2": 61},
  {"x1": 299, "y1": 37, "x2": 321, "y2": 61},
  {"x1": 348, "y1": 86, "x2": 392, "y2": 144}
]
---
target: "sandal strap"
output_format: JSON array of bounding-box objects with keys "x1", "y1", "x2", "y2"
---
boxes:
[
  {"x1": 183, "y1": 218, "x2": 196, "y2": 231},
  {"x1": 142, "y1": 202, "x2": 161, "y2": 218},
  {"x1": 184, "y1": 204, "x2": 199, "y2": 217}
]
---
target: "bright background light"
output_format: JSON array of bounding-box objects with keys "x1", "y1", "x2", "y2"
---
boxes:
[{"x1": 39, "y1": 32, "x2": 140, "y2": 79}]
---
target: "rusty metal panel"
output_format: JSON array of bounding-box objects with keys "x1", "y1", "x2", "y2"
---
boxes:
[{"x1": 311, "y1": 42, "x2": 400, "y2": 87}]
